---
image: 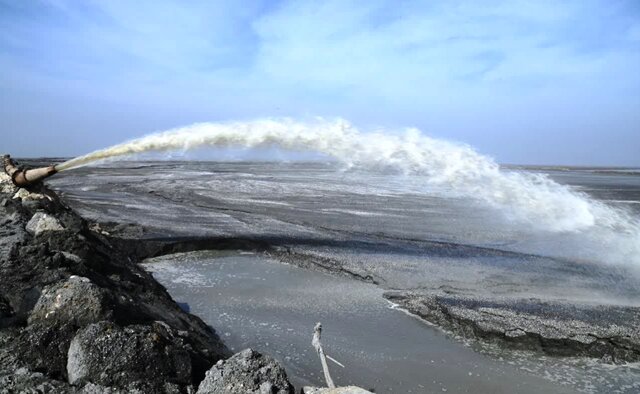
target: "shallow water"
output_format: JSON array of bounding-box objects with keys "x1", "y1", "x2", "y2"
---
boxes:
[{"x1": 143, "y1": 251, "x2": 579, "y2": 393}]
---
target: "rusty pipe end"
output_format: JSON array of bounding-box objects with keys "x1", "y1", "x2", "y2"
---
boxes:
[
  {"x1": 3, "y1": 155, "x2": 58, "y2": 187},
  {"x1": 2, "y1": 154, "x2": 12, "y2": 173}
]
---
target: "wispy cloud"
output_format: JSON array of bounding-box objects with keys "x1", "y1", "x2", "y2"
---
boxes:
[
  {"x1": 254, "y1": 0, "x2": 639, "y2": 90},
  {"x1": 0, "y1": 0, "x2": 638, "y2": 164}
]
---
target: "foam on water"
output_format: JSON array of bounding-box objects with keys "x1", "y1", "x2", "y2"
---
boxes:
[{"x1": 57, "y1": 118, "x2": 640, "y2": 266}]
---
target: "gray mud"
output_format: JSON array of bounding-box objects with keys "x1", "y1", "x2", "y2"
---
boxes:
[{"x1": 44, "y1": 160, "x2": 640, "y2": 392}]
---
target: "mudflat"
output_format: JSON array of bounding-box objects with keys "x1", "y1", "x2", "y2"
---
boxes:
[{"x1": 44, "y1": 161, "x2": 640, "y2": 393}]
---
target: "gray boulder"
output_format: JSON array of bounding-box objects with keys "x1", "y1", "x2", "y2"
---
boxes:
[
  {"x1": 79, "y1": 382, "x2": 131, "y2": 394},
  {"x1": 0, "y1": 204, "x2": 27, "y2": 268},
  {"x1": 67, "y1": 321, "x2": 192, "y2": 389},
  {"x1": 196, "y1": 348, "x2": 294, "y2": 394},
  {"x1": 0, "y1": 367, "x2": 71, "y2": 394},
  {"x1": 301, "y1": 387, "x2": 373, "y2": 394},
  {"x1": 0, "y1": 172, "x2": 16, "y2": 194},
  {"x1": 25, "y1": 211, "x2": 64, "y2": 236},
  {"x1": 28, "y1": 276, "x2": 113, "y2": 326},
  {"x1": 78, "y1": 381, "x2": 184, "y2": 394}
]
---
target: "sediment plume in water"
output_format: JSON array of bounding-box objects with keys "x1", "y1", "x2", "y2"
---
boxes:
[{"x1": 57, "y1": 118, "x2": 640, "y2": 266}]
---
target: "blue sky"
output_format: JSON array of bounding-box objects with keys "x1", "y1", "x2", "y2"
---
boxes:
[{"x1": 1, "y1": 0, "x2": 639, "y2": 165}]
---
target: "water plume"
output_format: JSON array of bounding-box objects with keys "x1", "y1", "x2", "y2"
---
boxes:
[{"x1": 57, "y1": 118, "x2": 640, "y2": 265}]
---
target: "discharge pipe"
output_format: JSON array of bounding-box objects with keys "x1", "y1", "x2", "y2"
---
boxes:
[{"x1": 3, "y1": 154, "x2": 58, "y2": 187}]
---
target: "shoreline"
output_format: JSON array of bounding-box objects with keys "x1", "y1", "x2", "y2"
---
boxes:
[
  {"x1": 141, "y1": 250, "x2": 592, "y2": 393},
  {"x1": 115, "y1": 228, "x2": 640, "y2": 363},
  {"x1": 2, "y1": 168, "x2": 639, "y2": 392},
  {"x1": 0, "y1": 173, "x2": 310, "y2": 393}
]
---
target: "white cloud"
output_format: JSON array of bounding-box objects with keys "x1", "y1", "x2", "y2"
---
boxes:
[{"x1": 251, "y1": 0, "x2": 639, "y2": 96}]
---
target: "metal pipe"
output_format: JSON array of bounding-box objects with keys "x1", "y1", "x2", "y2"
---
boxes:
[{"x1": 3, "y1": 154, "x2": 58, "y2": 187}]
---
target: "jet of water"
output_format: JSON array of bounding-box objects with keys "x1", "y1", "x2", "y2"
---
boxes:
[{"x1": 56, "y1": 118, "x2": 640, "y2": 265}]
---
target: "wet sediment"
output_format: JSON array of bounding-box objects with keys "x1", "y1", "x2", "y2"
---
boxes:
[
  {"x1": 383, "y1": 291, "x2": 640, "y2": 363},
  {"x1": 107, "y1": 224, "x2": 640, "y2": 364},
  {"x1": 105, "y1": 229, "x2": 640, "y2": 364},
  {"x1": 2, "y1": 166, "x2": 639, "y2": 392}
]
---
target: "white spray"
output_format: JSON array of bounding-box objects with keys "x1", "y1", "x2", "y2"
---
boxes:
[{"x1": 57, "y1": 118, "x2": 640, "y2": 265}]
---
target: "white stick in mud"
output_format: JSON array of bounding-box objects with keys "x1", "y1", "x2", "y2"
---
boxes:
[{"x1": 312, "y1": 322, "x2": 336, "y2": 389}]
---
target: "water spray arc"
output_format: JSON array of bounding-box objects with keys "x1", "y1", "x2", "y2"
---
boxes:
[
  {"x1": 54, "y1": 119, "x2": 612, "y2": 228},
  {"x1": 21, "y1": 118, "x2": 640, "y2": 266}
]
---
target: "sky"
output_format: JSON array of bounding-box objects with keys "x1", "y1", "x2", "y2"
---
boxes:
[{"x1": 1, "y1": 0, "x2": 639, "y2": 165}]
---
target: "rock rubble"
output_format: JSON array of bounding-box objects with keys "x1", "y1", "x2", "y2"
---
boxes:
[
  {"x1": 0, "y1": 175, "x2": 230, "y2": 392},
  {"x1": 0, "y1": 169, "x2": 358, "y2": 393}
]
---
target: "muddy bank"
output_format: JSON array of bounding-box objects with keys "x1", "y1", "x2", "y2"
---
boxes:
[
  {"x1": 384, "y1": 291, "x2": 640, "y2": 363},
  {"x1": 112, "y1": 230, "x2": 640, "y2": 364}
]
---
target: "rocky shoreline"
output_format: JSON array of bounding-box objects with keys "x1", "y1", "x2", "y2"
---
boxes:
[
  {"x1": 1, "y1": 172, "x2": 368, "y2": 393},
  {"x1": 3, "y1": 164, "x2": 639, "y2": 392}
]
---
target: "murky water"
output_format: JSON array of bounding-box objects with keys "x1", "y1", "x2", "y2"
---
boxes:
[{"x1": 144, "y1": 251, "x2": 581, "y2": 393}]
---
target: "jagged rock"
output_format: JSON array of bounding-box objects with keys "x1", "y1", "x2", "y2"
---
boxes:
[
  {"x1": 0, "y1": 173, "x2": 229, "y2": 392},
  {"x1": 25, "y1": 211, "x2": 64, "y2": 236},
  {"x1": 0, "y1": 208, "x2": 27, "y2": 267},
  {"x1": 78, "y1": 381, "x2": 166, "y2": 394},
  {"x1": 0, "y1": 295, "x2": 14, "y2": 326},
  {"x1": 0, "y1": 366, "x2": 71, "y2": 394},
  {"x1": 196, "y1": 348, "x2": 294, "y2": 394},
  {"x1": 60, "y1": 251, "x2": 84, "y2": 264},
  {"x1": 28, "y1": 276, "x2": 113, "y2": 326},
  {"x1": 0, "y1": 172, "x2": 16, "y2": 194},
  {"x1": 67, "y1": 321, "x2": 192, "y2": 389},
  {"x1": 21, "y1": 198, "x2": 46, "y2": 212},
  {"x1": 80, "y1": 382, "x2": 129, "y2": 394},
  {"x1": 301, "y1": 387, "x2": 373, "y2": 394},
  {"x1": 13, "y1": 187, "x2": 50, "y2": 201}
]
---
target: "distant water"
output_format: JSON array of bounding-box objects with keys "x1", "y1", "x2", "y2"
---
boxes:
[
  {"x1": 51, "y1": 160, "x2": 640, "y2": 277},
  {"x1": 49, "y1": 161, "x2": 640, "y2": 303}
]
